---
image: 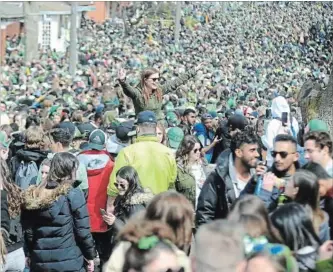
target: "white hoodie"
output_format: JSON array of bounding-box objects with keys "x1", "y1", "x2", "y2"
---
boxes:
[{"x1": 262, "y1": 96, "x2": 299, "y2": 167}]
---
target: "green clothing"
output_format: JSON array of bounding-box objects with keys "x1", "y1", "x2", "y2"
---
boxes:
[
  {"x1": 175, "y1": 165, "x2": 196, "y2": 207},
  {"x1": 316, "y1": 259, "x2": 333, "y2": 272},
  {"x1": 36, "y1": 153, "x2": 89, "y2": 191},
  {"x1": 120, "y1": 70, "x2": 196, "y2": 120},
  {"x1": 108, "y1": 135, "x2": 177, "y2": 197}
]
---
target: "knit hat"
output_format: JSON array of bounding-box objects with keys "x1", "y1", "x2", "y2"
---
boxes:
[{"x1": 308, "y1": 119, "x2": 329, "y2": 132}]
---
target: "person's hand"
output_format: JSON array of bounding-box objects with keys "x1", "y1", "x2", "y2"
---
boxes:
[
  {"x1": 255, "y1": 163, "x2": 267, "y2": 176},
  {"x1": 118, "y1": 68, "x2": 126, "y2": 82},
  {"x1": 25, "y1": 257, "x2": 31, "y2": 267},
  {"x1": 102, "y1": 213, "x2": 116, "y2": 226},
  {"x1": 318, "y1": 240, "x2": 333, "y2": 261},
  {"x1": 262, "y1": 173, "x2": 277, "y2": 192},
  {"x1": 212, "y1": 136, "x2": 221, "y2": 145},
  {"x1": 86, "y1": 259, "x2": 94, "y2": 272}
]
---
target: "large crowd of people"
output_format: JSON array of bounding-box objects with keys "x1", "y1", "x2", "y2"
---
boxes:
[{"x1": 1, "y1": 1, "x2": 333, "y2": 272}]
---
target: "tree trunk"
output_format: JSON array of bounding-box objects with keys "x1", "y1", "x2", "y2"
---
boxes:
[{"x1": 299, "y1": 64, "x2": 333, "y2": 138}]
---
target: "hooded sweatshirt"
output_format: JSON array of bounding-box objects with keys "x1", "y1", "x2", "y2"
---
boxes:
[{"x1": 262, "y1": 96, "x2": 299, "y2": 167}]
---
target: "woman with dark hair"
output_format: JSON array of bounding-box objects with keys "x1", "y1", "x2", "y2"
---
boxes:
[
  {"x1": 271, "y1": 203, "x2": 321, "y2": 271},
  {"x1": 117, "y1": 66, "x2": 201, "y2": 120},
  {"x1": 106, "y1": 191, "x2": 193, "y2": 272},
  {"x1": 0, "y1": 158, "x2": 25, "y2": 271},
  {"x1": 103, "y1": 166, "x2": 154, "y2": 251},
  {"x1": 228, "y1": 195, "x2": 281, "y2": 243},
  {"x1": 175, "y1": 135, "x2": 207, "y2": 208},
  {"x1": 21, "y1": 152, "x2": 95, "y2": 272},
  {"x1": 284, "y1": 169, "x2": 330, "y2": 242},
  {"x1": 302, "y1": 162, "x2": 333, "y2": 240}
]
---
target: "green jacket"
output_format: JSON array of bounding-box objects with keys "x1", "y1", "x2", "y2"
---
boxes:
[
  {"x1": 316, "y1": 259, "x2": 333, "y2": 272},
  {"x1": 108, "y1": 135, "x2": 177, "y2": 197},
  {"x1": 175, "y1": 165, "x2": 196, "y2": 208},
  {"x1": 120, "y1": 70, "x2": 196, "y2": 120}
]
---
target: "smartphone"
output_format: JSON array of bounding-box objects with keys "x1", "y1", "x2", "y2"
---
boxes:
[
  {"x1": 281, "y1": 112, "x2": 288, "y2": 125},
  {"x1": 100, "y1": 208, "x2": 107, "y2": 216},
  {"x1": 265, "y1": 108, "x2": 272, "y2": 119}
]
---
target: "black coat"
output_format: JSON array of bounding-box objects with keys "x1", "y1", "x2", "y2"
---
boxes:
[
  {"x1": 110, "y1": 188, "x2": 154, "y2": 248},
  {"x1": 0, "y1": 190, "x2": 23, "y2": 253},
  {"x1": 1, "y1": 190, "x2": 10, "y2": 232},
  {"x1": 22, "y1": 183, "x2": 96, "y2": 272},
  {"x1": 196, "y1": 149, "x2": 237, "y2": 228}
]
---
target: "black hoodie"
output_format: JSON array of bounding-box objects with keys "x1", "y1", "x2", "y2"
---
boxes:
[{"x1": 10, "y1": 148, "x2": 49, "y2": 180}]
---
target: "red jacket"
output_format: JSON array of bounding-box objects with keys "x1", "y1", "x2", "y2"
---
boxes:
[{"x1": 77, "y1": 150, "x2": 114, "y2": 232}]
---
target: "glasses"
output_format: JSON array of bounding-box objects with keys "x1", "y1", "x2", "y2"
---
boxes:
[
  {"x1": 149, "y1": 77, "x2": 159, "y2": 82},
  {"x1": 271, "y1": 151, "x2": 296, "y2": 159},
  {"x1": 114, "y1": 182, "x2": 126, "y2": 189}
]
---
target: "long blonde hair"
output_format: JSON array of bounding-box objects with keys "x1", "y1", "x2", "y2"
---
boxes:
[{"x1": 0, "y1": 232, "x2": 6, "y2": 264}]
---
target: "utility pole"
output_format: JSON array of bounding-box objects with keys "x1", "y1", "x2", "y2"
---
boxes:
[
  {"x1": 69, "y1": 2, "x2": 78, "y2": 76},
  {"x1": 24, "y1": 1, "x2": 39, "y2": 62},
  {"x1": 174, "y1": 1, "x2": 181, "y2": 47},
  {"x1": 111, "y1": 2, "x2": 117, "y2": 21}
]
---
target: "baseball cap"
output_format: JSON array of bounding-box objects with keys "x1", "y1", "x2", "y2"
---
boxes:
[
  {"x1": 137, "y1": 111, "x2": 157, "y2": 124},
  {"x1": 87, "y1": 129, "x2": 106, "y2": 150},
  {"x1": 116, "y1": 121, "x2": 135, "y2": 142},
  {"x1": 227, "y1": 115, "x2": 247, "y2": 131},
  {"x1": 167, "y1": 127, "x2": 184, "y2": 149},
  {"x1": 308, "y1": 119, "x2": 329, "y2": 132},
  {"x1": 166, "y1": 111, "x2": 180, "y2": 127},
  {"x1": 0, "y1": 131, "x2": 11, "y2": 148},
  {"x1": 201, "y1": 113, "x2": 213, "y2": 122}
]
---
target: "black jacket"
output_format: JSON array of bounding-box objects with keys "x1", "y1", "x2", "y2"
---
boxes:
[
  {"x1": 22, "y1": 183, "x2": 96, "y2": 272},
  {"x1": 178, "y1": 122, "x2": 193, "y2": 136},
  {"x1": 110, "y1": 188, "x2": 153, "y2": 248},
  {"x1": 196, "y1": 149, "x2": 237, "y2": 228},
  {"x1": 212, "y1": 121, "x2": 230, "y2": 163},
  {"x1": 0, "y1": 190, "x2": 23, "y2": 253}
]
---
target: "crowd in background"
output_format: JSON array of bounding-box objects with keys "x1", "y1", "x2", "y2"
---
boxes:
[{"x1": 1, "y1": 1, "x2": 333, "y2": 272}]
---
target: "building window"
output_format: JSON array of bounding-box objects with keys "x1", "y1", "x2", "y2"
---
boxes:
[{"x1": 42, "y1": 20, "x2": 51, "y2": 49}]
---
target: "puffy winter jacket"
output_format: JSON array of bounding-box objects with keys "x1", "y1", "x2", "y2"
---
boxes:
[
  {"x1": 110, "y1": 188, "x2": 154, "y2": 249},
  {"x1": 22, "y1": 183, "x2": 96, "y2": 272}
]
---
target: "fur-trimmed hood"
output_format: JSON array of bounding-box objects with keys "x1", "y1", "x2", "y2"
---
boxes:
[
  {"x1": 22, "y1": 183, "x2": 73, "y2": 219},
  {"x1": 125, "y1": 188, "x2": 154, "y2": 206}
]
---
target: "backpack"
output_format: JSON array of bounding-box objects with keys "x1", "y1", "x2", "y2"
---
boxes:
[{"x1": 14, "y1": 161, "x2": 39, "y2": 190}]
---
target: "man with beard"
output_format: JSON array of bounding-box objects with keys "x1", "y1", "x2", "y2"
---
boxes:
[
  {"x1": 178, "y1": 108, "x2": 196, "y2": 136},
  {"x1": 242, "y1": 134, "x2": 300, "y2": 212},
  {"x1": 196, "y1": 130, "x2": 259, "y2": 227}
]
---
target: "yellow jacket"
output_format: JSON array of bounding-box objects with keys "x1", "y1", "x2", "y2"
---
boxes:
[{"x1": 107, "y1": 135, "x2": 177, "y2": 197}]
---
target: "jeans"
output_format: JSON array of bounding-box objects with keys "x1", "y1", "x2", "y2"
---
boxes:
[{"x1": 2, "y1": 247, "x2": 25, "y2": 272}]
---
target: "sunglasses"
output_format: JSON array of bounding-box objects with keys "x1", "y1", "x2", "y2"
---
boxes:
[
  {"x1": 149, "y1": 77, "x2": 159, "y2": 82},
  {"x1": 114, "y1": 182, "x2": 126, "y2": 189},
  {"x1": 271, "y1": 151, "x2": 296, "y2": 159},
  {"x1": 193, "y1": 148, "x2": 201, "y2": 153}
]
